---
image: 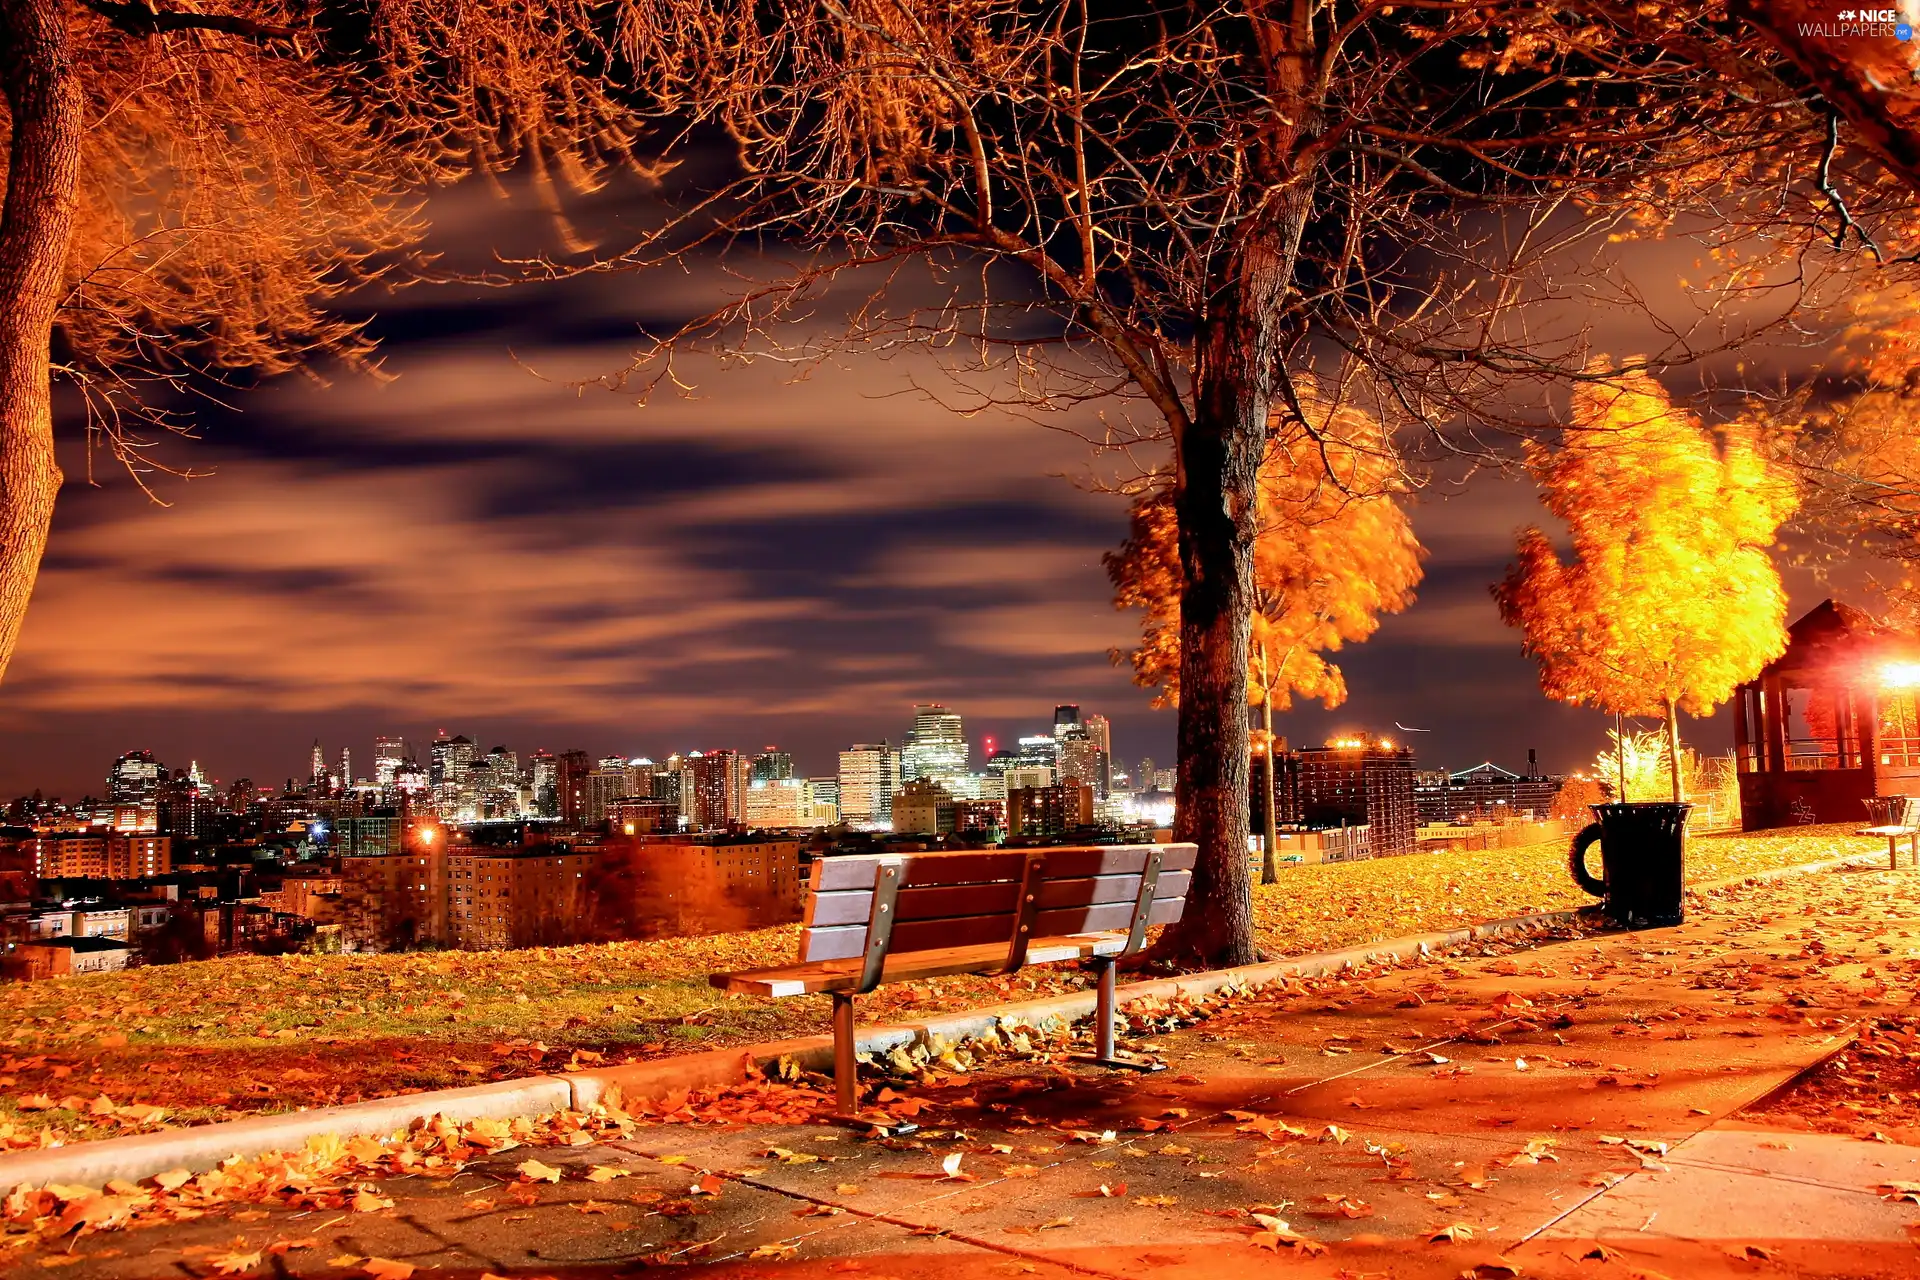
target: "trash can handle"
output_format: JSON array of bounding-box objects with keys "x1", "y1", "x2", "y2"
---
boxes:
[{"x1": 1569, "y1": 822, "x2": 1607, "y2": 898}]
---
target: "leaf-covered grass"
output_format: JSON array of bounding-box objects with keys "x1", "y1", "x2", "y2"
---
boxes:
[{"x1": 0, "y1": 824, "x2": 1877, "y2": 1145}]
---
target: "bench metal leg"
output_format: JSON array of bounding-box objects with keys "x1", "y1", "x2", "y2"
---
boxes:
[
  {"x1": 824, "y1": 992, "x2": 916, "y2": 1136},
  {"x1": 1068, "y1": 958, "x2": 1165, "y2": 1072}
]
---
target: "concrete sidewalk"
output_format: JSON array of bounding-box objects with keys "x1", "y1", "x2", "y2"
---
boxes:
[{"x1": 8, "y1": 859, "x2": 1918, "y2": 1279}]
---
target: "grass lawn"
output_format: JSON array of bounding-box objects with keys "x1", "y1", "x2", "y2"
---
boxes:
[{"x1": 0, "y1": 824, "x2": 1878, "y2": 1148}]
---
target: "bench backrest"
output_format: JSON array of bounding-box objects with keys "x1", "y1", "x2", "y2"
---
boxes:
[{"x1": 799, "y1": 843, "x2": 1197, "y2": 965}]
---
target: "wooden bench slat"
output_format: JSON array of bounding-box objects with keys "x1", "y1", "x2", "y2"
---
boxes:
[
  {"x1": 801, "y1": 894, "x2": 1185, "y2": 962},
  {"x1": 810, "y1": 851, "x2": 1028, "y2": 892},
  {"x1": 713, "y1": 932, "x2": 1133, "y2": 996},
  {"x1": 803, "y1": 869, "x2": 1193, "y2": 929},
  {"x1": 808, "y1": 844, "x2": 1195, "y2": 893}
]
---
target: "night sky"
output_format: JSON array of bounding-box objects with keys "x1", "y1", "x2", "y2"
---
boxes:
[{"x1": 0, "y1": 184, "x2": 1841, "y2": 799}]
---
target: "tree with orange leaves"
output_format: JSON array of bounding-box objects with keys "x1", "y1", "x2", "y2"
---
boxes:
[
  {"x1": 1109, "y1": 388, "x2": 1424, "y2": 883},
  {"x1": 1494, "y1": 370, "x2": 1800, "y2": 803}
]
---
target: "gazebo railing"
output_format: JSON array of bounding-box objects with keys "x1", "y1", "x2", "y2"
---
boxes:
[{"x1": 1880, "y1": 736, "x2": 1920, "y2": 769}]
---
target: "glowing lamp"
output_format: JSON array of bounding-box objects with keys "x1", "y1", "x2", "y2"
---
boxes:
[{"x1": 1881, "y1": 661, "x2": 1920, "y2": 689}]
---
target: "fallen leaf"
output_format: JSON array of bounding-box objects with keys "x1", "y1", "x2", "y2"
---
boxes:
[
  {"x1": 1432, "y1": 1223, "x2": 1476, "y2": 1244},
  {"x1": 750, "y1": 1242, "x2": 799, "y2": 1259},
  {"x1": 362, "y1": 1259, "x2": 416, "y2": 1280},
  {"x1": 584, "y1": 1166, "x2": 631, "y2": 1183},
  {"x1": 1135, "y1": 1194, "x2": 1179, "y2": 1207},
  {"x1": 516, "y1": 1159, "x2": 563, "y2": 1183},
  {"x1": 208, "y1": 1251, "x2": 263, "y2": 1275}
]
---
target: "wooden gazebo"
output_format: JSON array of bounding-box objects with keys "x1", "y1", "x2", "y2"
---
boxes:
[{"x1": 1734, "y1": 600, "x2": 1920, "y2": 830}]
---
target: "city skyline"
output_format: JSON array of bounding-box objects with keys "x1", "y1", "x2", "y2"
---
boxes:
[{"x1": 10, "y1": 703, "x2": 1603, "y2": 803}]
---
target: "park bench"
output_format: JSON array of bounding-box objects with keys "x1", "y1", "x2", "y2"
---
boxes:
[
  {"x1": 1858, "y1": 795, "x2": 1919, "y2": 869},
  {"x1": 710, "y1": 843, "x2": 1198, "y2": 1131}
]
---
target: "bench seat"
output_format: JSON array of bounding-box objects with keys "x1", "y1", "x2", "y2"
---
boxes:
[
  {"x1": 712, "y1": 931, "x2": 1133, "y2": 997},
  {"x1": 709, "y1": 842, "x2": 1199, "y2": 1130},
  {"x1": 1856, "y1": 823, "x2": 1919, "y2": 868}
]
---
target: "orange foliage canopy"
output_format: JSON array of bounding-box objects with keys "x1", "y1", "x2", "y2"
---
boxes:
[
  {"x1": 1108, "y1": 392, "x2": 1423, "y2": 711},
  {"x1": 1494, "y1": 369, "x2": 1799, "y2": 720}
]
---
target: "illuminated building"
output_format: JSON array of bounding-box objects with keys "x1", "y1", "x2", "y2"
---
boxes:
[
  {"x1": 685, "y1": 749, "x2": 750, "y2": 829},
  {"x1": 157, "y1": 762, "x2": 213, "y2": 839},
  {"x1": 1007, "y1": 782, "x2": 1095, "y2": 836},
  {"x1": 557, "y1": 749, "x2": 592, "y2": 827},
  {"x1": 430, "y1": 734, "x2": 477, "y2": 813},
  {"x1": 27, "y1": 834, "x2": 172, "y2": 879},
  {"x1": 528, "y1": 749, "x2": 559, "y2": 816},
  {"x1": 902, "y1": 704, "x2": 968, "y2": 782},
  {"x1": 743, "y1": 778, "x2": 837, "y2": 829},
  {"x1": 374, "y1": 737, "x2": 405, "y2": 787},
  {"x1": 107, "y1": 749, "x2": 163, "y2": 806},
  {"x1": 891, "y1": 777, "x2": 956, "y2": 835},
  {"x1": 1083, "y1": 713, "x2": 1113, "y2": 793},
  {"x1": 1053, "y1": 704, "x2": 1081, "y2": 739},
  {"x1": 1283, "y1": 732, "x2": 1418, "y2": 857},
  {"x1": 837, "y1": 742, "x2": 902, "y2": 827},
  {"x1": 1415, "y1": 754, "x2": 1559, "y2": 824},
  {"x1": 1057, "y1": 729, "x2": 1104, "y2": 797},
  {"x1": 583, "y1": 765, "x2": 629, "y2": 828},
  {"x1": 749, "y1": 748, "x2": 794, "y2": 783},
  {"x1": 610, "y1": 796, "x2": 680, "y2": 834},
  {"x1": 445, "y1": 845, "x2": 598, "y2": 950},
  {"x1": 338, "y1": 835, "x2": 445, "y2": 951},
  {"x1": 1000, "y1": 764, "x2": 1053, "y2": 792},
  {"x1": 626, "y1": 757, "x2": 658, "y2": 797}
]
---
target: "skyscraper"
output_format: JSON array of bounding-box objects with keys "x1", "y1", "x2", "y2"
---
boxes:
[
  {"x1": 528, "y1": 749, "x2": 559, "y2": 816},
  {"x1": 107, "y1": 750, "x2": 164, "y2": 805},
  {"x1": 838, "y1": 742, "x2": 902, "y2": 827},
  {"x1": 1083, "y1": 713, "x2": 1113, "y2": 795},
  {"x1": 338, "y1": 746, "x2": 352, "y2": 789},
  {"x1": 750, "y1": 748, "x2": 795, "y2": 783},
  {"x1": 685, "y1": 749, "x2": 750, "y2": 829},
  {"x1": 557, "y1": 749, "x2": 592, "y2": 827},
  {"x1": 1057, "y1": 730, "x2": 1102, "y2": 795},
  {"x1": 902, "y1": 703, "x2": 967, "y2": 781},
  {"x1": 374, "y1": 737, "x2": 405, "y2": 787},
  {"x1": 309, "y1": 740, "x2": 326, "y2": 791},
  {"x1": 1053, "y1": 705, "x2": 1082, "y2": 738}
]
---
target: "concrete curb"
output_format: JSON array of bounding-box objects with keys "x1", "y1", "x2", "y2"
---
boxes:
[
  {"x1": 0, "y1": 844, "x2": 1881, "y2": 1193},
  {"x1": 0, "y1": 1076, "x2": 570, "y2": 1194}
]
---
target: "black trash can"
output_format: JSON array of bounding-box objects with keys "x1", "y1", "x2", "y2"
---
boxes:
[{"x1": 1569, "y1": 801, "x2": 1691, "y2": 928}]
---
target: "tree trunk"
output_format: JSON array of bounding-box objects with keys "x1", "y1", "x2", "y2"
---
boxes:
[
  {"x1": 1666, "y1": 697, "x2": 1684, "y2": 806},
  {"x1": 0, "y1": 0, "x2": 79, "y2": 686},
  {"x1": 1153, "y1": 0, "x2": 1313, "y2": 971},
  {"x1": 1157, "y1": 368, "x2": 1264, "y2": 970}
]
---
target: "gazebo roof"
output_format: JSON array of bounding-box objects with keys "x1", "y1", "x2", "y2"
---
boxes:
[{"x1": 1751, "y1": 599, "x2": 1920, "y2": 684}]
